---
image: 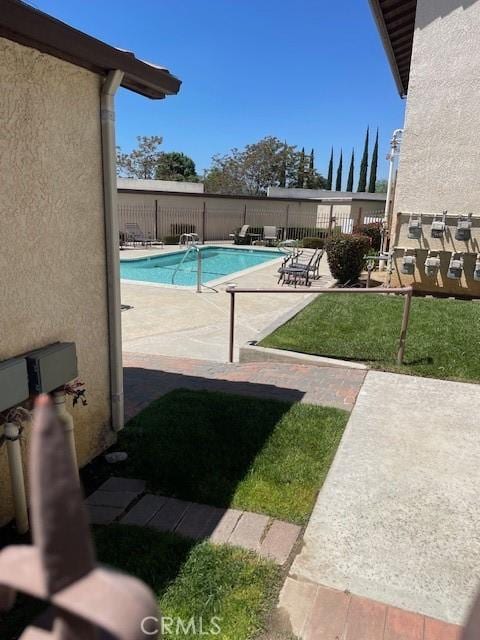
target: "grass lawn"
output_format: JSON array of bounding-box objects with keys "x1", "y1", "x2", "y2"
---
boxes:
[
  {"x1": 260, "y1": 293, "x2": 480, "y2": 383},
  {"x1": 85, "y1": 389, "x2": 348, "y2": 525},
  {"x1": 1, "y1": 525, "x2": 280, "y2": 640}
]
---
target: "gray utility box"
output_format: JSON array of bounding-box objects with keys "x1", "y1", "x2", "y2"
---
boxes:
[
  {"x1": 0, "y1": 358, "x2": 29, "y2": 412},
  {"x1": 25, "y1": 342, "x2": 77, "y2": 394}
]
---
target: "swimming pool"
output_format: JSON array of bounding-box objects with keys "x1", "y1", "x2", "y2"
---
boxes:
[{"x1": 120, "y1": 246, "x2": 282, "y2": 287}]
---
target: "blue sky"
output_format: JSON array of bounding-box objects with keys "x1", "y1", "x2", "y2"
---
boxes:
[{"x1": 34, "y1": 0, "x2": 405, "y2": 182}]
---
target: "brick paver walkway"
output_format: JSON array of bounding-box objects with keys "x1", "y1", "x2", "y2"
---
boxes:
[
  {"x1": 86, "y1": 477, "x2": 301, "y2": 566},
  {"x1": 123, "y1": 352, "x2": 366, "y2": 419},
  {"x1": 278, "y1": 578, "x2": 463, "y2": 640}
]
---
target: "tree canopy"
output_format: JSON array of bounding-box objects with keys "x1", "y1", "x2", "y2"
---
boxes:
[
  {"x1": 155, "y1": 152, "x2": 198, "y2": 182},
  {"x1": 117, "y1": 136, "x2": 198, "y2": 182},
  {"x1": 116, "y1": 135, "x2": 164, "y2": 179},
  {"x1": 204, "y1": 137, "x2": 327, "y2": 195}
]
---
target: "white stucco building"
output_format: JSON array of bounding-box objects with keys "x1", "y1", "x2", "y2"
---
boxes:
[{"x1": 370, "y1": 0, "x2": 480, "y2": 296}]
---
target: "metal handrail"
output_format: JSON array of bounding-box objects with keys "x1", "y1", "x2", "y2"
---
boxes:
[
  {"x1": 171, "y1": 244, "x2": 202, "y2": 292},
  {"x1": 225, "y1": 285, "x2": 413, "y2": 364}
]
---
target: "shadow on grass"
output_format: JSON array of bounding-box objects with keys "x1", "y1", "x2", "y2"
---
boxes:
[{"x1": 83, "y1": 366, "x2": 306, "y2": 503}]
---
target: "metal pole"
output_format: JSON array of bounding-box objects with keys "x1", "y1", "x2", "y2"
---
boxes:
[
  {"x1": 154, "y1": 199, "x2": 158, "y2": 241},
  {"x1": 197, "y1": 249, "x2": 202, "y2": 293},
  {"x1": 397, "y1": 288, "x2": 412, "y2": 365},
  {"x1": 202, "y1": 201, "x2": 206, "y2": 244},
  {"x1": 228, "y1": 289, "x2": 235, "y2": 363}
]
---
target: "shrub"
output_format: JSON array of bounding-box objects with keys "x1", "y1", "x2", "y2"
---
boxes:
[
  {"x1": 302, "y1": 237, "x2": 325, "y2": 249},
  {"x1": 354, "y1": 223, "x2": 382, "y2": 251},
  {"x1": 325, "y1": 234, "x2": 371, "y2": 284}
]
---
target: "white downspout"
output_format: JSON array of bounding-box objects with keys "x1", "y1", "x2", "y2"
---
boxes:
[{"x1": 101, "y1": 70, "x2": 125, "y2": 432}]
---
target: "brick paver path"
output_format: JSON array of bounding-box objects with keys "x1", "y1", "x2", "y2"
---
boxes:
[
  {"x1": 123, "y1": 352, "x2": 366, "y2": 419},
  {"x1": 86, "y1": 478, "x2": 301, "y2": 565},
  {"x1": 278, "y1": 578, "x2": 463, "y2": 640}
]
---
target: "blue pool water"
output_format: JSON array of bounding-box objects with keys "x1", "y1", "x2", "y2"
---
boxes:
[{"x1": 120, "y1": 247, "x2": 282, "y2": 286}]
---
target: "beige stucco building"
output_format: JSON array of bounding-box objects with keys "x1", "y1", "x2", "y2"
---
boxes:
[
  {"x1": 0, "y1": 0, "x2": 180, "y2": 527},
  {"x1": 370, "y1": 0, "x2": 480, "y2": 296}
]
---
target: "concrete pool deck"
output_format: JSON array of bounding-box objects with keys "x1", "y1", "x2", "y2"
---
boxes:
[{"x1": 120, "y1": 243, "x2": 334, "y2": 361}]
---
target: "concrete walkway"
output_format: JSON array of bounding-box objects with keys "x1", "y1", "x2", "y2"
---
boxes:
[{"x1": 288, "y1": 371, "x2": 480, "y2": 626}]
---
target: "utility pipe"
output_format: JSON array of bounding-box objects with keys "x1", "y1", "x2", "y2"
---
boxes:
[
  {"x1": 380, "y1": 129, "x2": 404, "y2": 261},
  {"x1": 101, "y1": 69, "x2": 125, "y2": 432},
  {"x1": 53, "y1": 390, "x2": 78, "y2": 474},
  {"x1": 4, "y1": 421, "x2": 28, "y2": 534}
]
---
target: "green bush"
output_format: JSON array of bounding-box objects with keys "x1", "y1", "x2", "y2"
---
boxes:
[
  {"x1": 354, "y1": 223, "x2": 382, "y2": 251},
  {"x1": 302, "y1": 237, "x2": 325, "y2": 249},
  {"x1": 325, "y1": 234, "x2": 371, "y2": 284}
]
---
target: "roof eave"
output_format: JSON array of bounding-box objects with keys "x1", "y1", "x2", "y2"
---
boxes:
[
  {"x1": 368, "y1": 0, "x2": 408, "y2": 97},
  {"x1": 0, "y1": 0, "x2": 181, "y2": 99}
]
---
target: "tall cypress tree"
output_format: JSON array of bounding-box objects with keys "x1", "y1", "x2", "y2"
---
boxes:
[
  {"x1": 335, "y1": 150, "x2": 343, "y2": 192},
  {"x1": 368, "y1": 128, "x2": 379, "y2": 193},
  {"x1": 278, "y1": 140, "x2": 287, "y2": 187},
  {"x1": 346, "y1": 149, "x2": 355, "y2": 192},
  {"x1": 297, "y1": 147, "x2": 306, "y2": 188},
  {"x1": 357, "y1": 127, "x2": 370, "y2": 192},
  {"x1": 306, "y1": 148, "x2": 315, "y2": 188},
  {"x1": 327, "y1": 147, "x2": 334, "y2": 190}
]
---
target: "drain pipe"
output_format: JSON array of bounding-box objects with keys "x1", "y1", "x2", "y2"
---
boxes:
[
  {"x1": 52, "y1": 390, "x2": 78, "y2": 472},
  {"x1": 3, "y1": 419, "x2": 29, "y2": 534},
  {"x1": 101, "y1": 70, "x2": 125, "y2": 432}
]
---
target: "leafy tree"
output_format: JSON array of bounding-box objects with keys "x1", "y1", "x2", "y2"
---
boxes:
[
  {"x1": 204, "y1": 137, "x2": 326, "y2": 195},
  {"x1": 368, "y1": 129, "x2": 379, "y2": 193},
  {"x1": 357, "y1": 127, "x2": 369, "y2": 192},
  {"x1": 375, "y1": 179, "x2": 388, "y2": 193},
  {"x1": 116, "y1": 135, "x2": 164, "y2": 179},
  {"x1": 305, "y1": 148, "x2": 327, "y2": 189},
  {"x1": 335, "y1": 150, "x2": 343, "y2": 191},
  {"x1": 346, "y1": 149, "x2": 355, "y2": 192},
  {"x1": 155, "y1": 152, "x2": 198, "y2": 182},
  {"x1": 296, "y1": 147, "x2": 306, "y2": 188},
  {"x1": 278, "y1": 141, "x2": 288, "y2": 188},
  {"x1": 327, "y1": 148, "x2": 334, "y2": 190}
]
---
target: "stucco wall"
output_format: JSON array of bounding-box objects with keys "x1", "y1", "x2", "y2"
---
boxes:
[
  {"x1": 0, "y1": 38, "x2": 113, "y2": 526},
  {"x1": 394, "y1": 0, "x2": 480, "y2": 215},
  {"x1": 392, "y1": 0, "x2": 480, "y2": 295}
]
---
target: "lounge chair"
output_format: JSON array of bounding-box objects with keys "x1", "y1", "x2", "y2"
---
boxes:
[
  {"x1": 291, "y1": 248, "x2": 324, "y2": 280},
  {"x1": 263, "y1": 226, "x2": 278, "y2": 246},
  {"x1": 229, "y1": 225, "x2": 250, "y2": 244},
  {"x1": 125, "y1": 222, "x2": 158, "y2": 247},
  {"x1": 277, "y1": 249, "x2": 323, "y2": 287}
]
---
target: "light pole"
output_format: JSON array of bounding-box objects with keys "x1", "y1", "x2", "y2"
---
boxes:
[{"x1": 381, "y1": 128, "x2": 404, "y2": 257}]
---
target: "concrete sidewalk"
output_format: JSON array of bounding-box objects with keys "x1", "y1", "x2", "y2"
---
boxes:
[{"x1": 289, "y1": 371, "x2": 480, "y2": 625}]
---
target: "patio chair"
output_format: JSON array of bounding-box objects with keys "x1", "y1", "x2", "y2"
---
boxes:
[
  {"x1": 291, "y1": 248, "x2": 324, "y2": 280},
  {"x1": 277, "y1": 249, "x2": 323, "y2": 287},
  {"x1": 277, "y1": 249, "x2": 320, "y2": 287},
  {"x1": 263, "y1": 226, "x2": 278, "y2": 246},
  {"x1": 229, "y1": 224, "x2": 250, "y2": 244},
  {"x1": 125, "y1": 222, "x2": 160, "y2": 248}
]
